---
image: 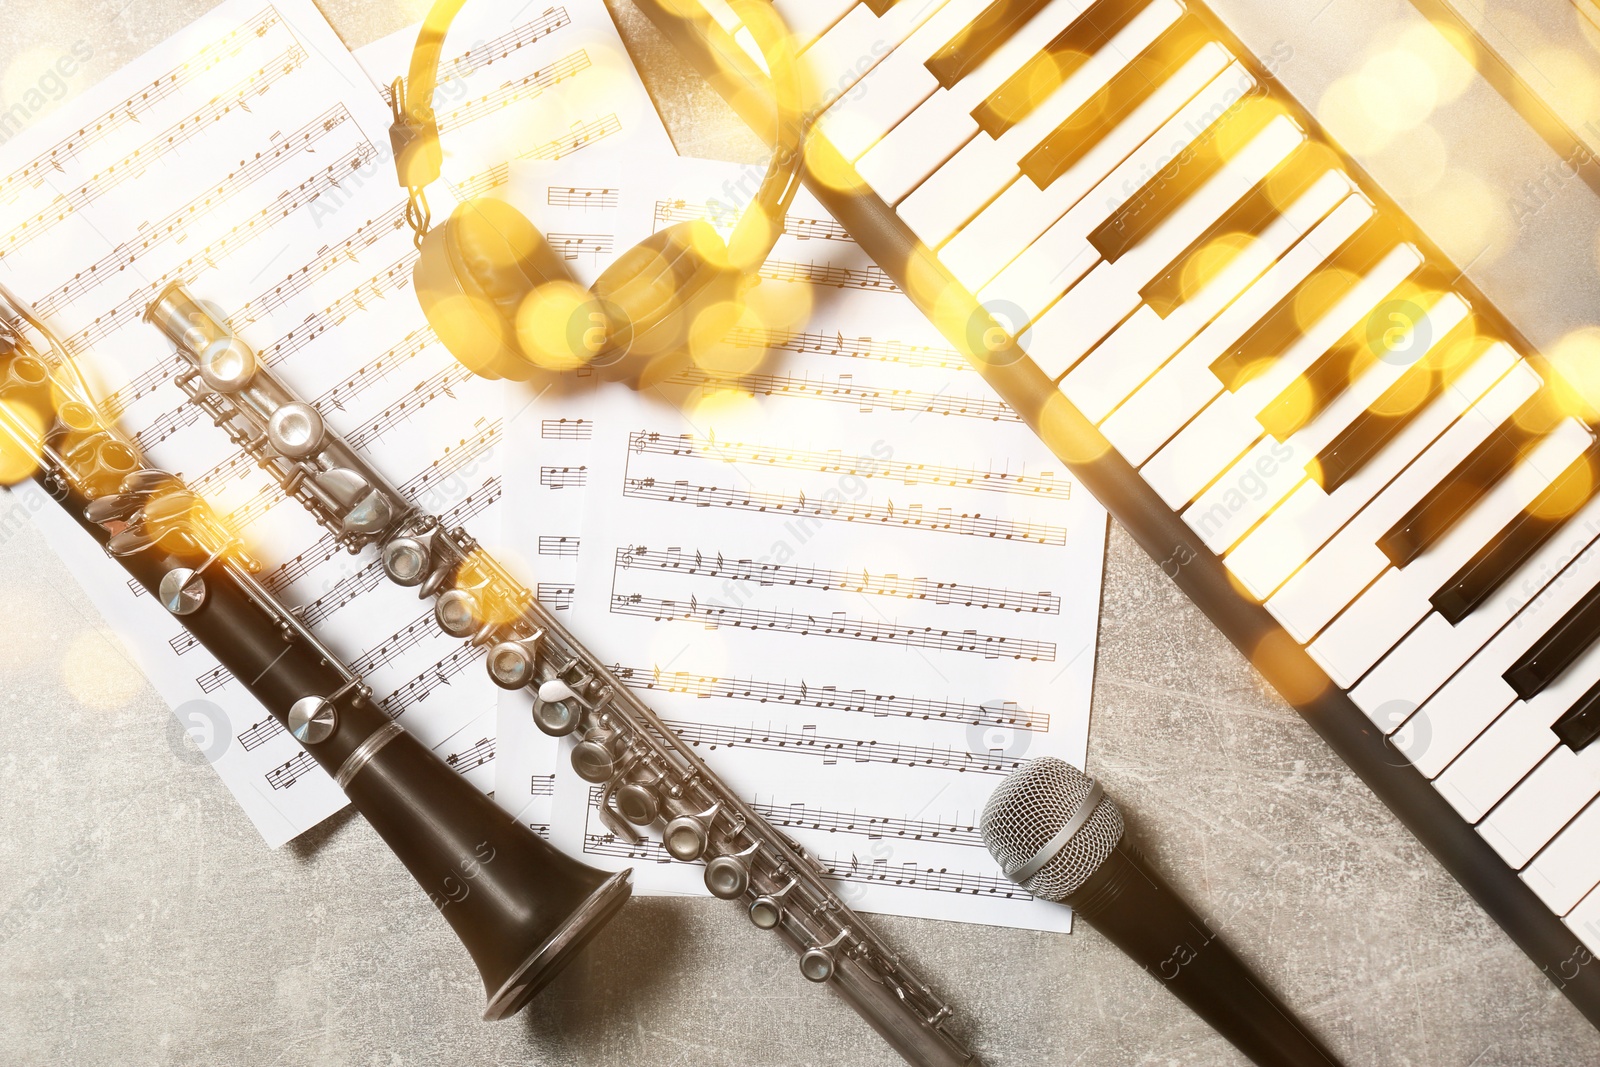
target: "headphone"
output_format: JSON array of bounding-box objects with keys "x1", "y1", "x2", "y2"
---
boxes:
[{"x1": 389, "y1": 0, "x2": 804, "y2": 390}]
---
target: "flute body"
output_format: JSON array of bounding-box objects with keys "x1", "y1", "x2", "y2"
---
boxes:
[
  {"x1": 0, "y1": 290, "x2": 631, "y2": 1022},
  {"x1": 147, "y1": 283, "x2": 979, "y2": 1067}
]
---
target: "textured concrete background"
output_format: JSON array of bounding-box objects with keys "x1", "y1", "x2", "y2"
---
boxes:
[{"x1": 3, "y1": 1, "x2": 1600, "y2": 1065}]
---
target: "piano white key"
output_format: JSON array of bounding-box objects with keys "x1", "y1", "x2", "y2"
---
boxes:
[
  {"x1": 1565, "y1": 883, "x2": 1600, "y2": 955},
  {"x1": 772, "y1": 0, "x2": 857, "y2": 50},
  {"x1": 814, "y1": 0, "x2": 991, "y2": 162},
  {"x1": 897, "y1": 0, "x2": 1184, "y2": 247},
  {"x1": 1351, "y1": 476, "x2": 1600, "y2": 723},
  {"x1": 939, "y1": 45, "x2": 1237, "y2": 293},
  {"x1": 856, "y1": 0, "x2": 1150, "y2": 205},
  {"x1": 1431, "y1": 627, "x2": 1600, "y2": 821},
  {"x1": 796, "y1": 0, "x2": 963, "y2": 117},
  {"x1": 973, "y1": 63, "x2": 1253, "y2": 331},
  {"x1": 1387, "y1": 521, "x2": 1600, "y2": 779},
  {"x1": 1265, "y1": 361, "x2": 1543, "y2": 643},
  {"x1": 1521, "y1": 796, "x2": 1600, "y2": 915},
  {"x1": 1064, "y1": 171, "x2": 1352, "y2": 422},
  {"x1": 1098, "y1": 195, "x2": 1375, "y2": 468},
  {"x1": 1226, "y1": 343, "x2": 1520, "y2": 602},
  {"x1": 1182, "y1": 295, "x2": 1471, "y2": 554},
  {"x1": 1480, "y1": 744, "x2": 1600, "y2": 869},
  {"x1": 1021, "y1": 117, "x2": 1307, "y2": 379},
  {"x1": 1309, "y1": 420, "x2": 1595, "y2": 687},
  {"x1": 1140, "y1": 242, "x2": 1423, "y2": 511}
]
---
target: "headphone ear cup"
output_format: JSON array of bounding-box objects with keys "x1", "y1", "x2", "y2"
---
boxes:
[
  {"x1": 413, "y1": 198, "x2": 582, "y2": 381},
  {"x1": 589, "y1": 220, "x2": 742, "y2": 389}
]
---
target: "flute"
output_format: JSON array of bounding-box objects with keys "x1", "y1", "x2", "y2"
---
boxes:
[
  {"x1": 146, "y1": 282, "x2": 980, "y2": 1067},
  {"x1": 0, "y1": 284, "x2": 631, "y2": 1022}
]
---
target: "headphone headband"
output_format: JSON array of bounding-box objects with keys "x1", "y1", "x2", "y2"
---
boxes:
[{"x1": 390, "y1": 0, "x2": 807, "y2": 262}]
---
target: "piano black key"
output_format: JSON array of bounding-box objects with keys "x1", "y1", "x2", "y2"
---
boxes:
[
  {"x1": 1505, "y1": 578, "x2": 1600, "y2": 701},
  {"x1": 1087, "y1": 100, "x2": 1281, "y2": 263},
  {"x1": 1377, "y1": 395, "x2": 1554, "y2": 568},
  {"x1": 1554, "y1": 679, "x2": 1600, "y2": 753},
  {"x1": 1209, "y1": 215, "x2": 1400, "y2": 391},
  {"x1": 925, "y1": 0, "x2": 1056, "y2": 90},
  {"x1": 971, "y1": 0, "x2": 1149, "y2": 138},
  {"x1": 1255, "y1": 277, "x2": 1425, "y2": 442},
  {"x1": 1311, "y1": 319, "x2": 1480, "y2": 492},
  {"x1": 1431, "y1": 447, "x2": 1600, "y2": 624},
  {"x1": 1018, "y1": 16, "x2": 1206, "y2": 190},
  {"x1": 1140, "y1": 145, "x2": 1329, "y2": 317}
]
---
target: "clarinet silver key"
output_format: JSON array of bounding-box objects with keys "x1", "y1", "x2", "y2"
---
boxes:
[
  {"x1": 0, "y1": 282, "x2": 631, "y2": 1024},
  {"x1": 146, "y1": 282, "x2": 979, "y2": 1067}
]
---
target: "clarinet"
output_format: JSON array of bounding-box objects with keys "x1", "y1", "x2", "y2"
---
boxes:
[
  {"x1": 146, "y1": 283, "x2": 980, "y2": 1067},
  {"x1": 0, "y1": 284, "x2": 632, "y2": 1022}
]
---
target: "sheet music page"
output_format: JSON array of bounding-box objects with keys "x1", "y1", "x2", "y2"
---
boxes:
[
  {"x1": 502, "y1": 156, "x2": 1108, "y2": 930},
  {"x1": 0, "y1": 0, "x2": 665, "y2": 846},
  {"x1": 356, "y1": 1, "x2": 670, "y2": 836}
]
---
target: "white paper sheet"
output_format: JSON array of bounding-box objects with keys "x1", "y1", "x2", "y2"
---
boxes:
[
  {"x1": 499, "y1": 154, "x2": 1108, "y2": 930},
  {"x1": 0, "y1": 0, "x2": 669, "y2": 846},
  {"x1": 355, "y1": 2, "x2": 674, "y2": 837}
]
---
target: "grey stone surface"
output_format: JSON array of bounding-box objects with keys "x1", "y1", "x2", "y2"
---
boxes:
[{"x1": 2, "y1": 2, "x2": 1600, "y2": 1065}]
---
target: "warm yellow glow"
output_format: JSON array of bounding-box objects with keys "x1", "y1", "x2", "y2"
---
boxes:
[
  {"x1": 62, "y1": 628, "x2": 144, "y2": 710},
  {"x1": 1037, "y1": 390, "x2": 1108, "y2": 463},
  {"x1": 1178, "y1": 233, "x2": 1256, "y2": 302},
  {"x1": 743, "y1": 274, "x2": 812, "y2": 330},
  {"x1": 1531, "y1": 47, "x2": 1600, "y2": 116},
  {"x1": 0, "y1": 399, "x2": 45, "y2": 485},
  {"x1": 687, "y1": 299, "x2": 758, "y2": 377},
  {"x1": 1370, "y1": 121, "x2": 1449, "y2": 199},
  {"x1": 1407, "y1": 168, "x2": 1511, "y2": 267},
  {"x1": 1548, "y1": 326, "x2": 1600, "y2": 422},
  {"x1": 1214, "y1": 98, "x2": 1285, "y2": 158},
  {"x1": 516, "y1": 281, "x2": 598, "y2": 372},
  {"x1": 1529, "y1": 455, "x2": 1596, "y2": 521},
  {"x1": 1268, "y1": 375, "x2": 1318, "y2": 438},
  {"x1": 1293, "y1": 269, "x2": 1357, "y2": 332},
  {"x1": 1252, "y1": 630, "x2": 1329, "y2": 704},
  {"x1": 687, "y1": 386, "x2": 762, "y2": 431}
]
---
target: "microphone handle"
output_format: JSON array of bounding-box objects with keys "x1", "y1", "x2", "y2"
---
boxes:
[{"x1": 1066, "y1": 837, "x2": 1343, "y2": 1067}]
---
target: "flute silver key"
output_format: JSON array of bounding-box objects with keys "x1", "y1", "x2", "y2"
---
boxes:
[
  {"x1": 145, "y1": 282, "x2": 979, "y2": 1067},
  {"x1": 0, "y1": 283, "x2": 631, "y2": 1024}
]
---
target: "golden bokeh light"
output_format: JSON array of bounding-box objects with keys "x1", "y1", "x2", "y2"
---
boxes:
[
  {"x1": 1293, "y1": 268, "x2": 1357, "y2": 332},
  {"x1": 1369, "y1": 121, "x2": 1449, "y2": 199},
  {"x1": 1529, "y1": 455, "x2": 1596, "y2": 522},
  {"x1": 1037, "y1": 390, "x2": 1109, "y2": 464},
  {"x1": 1547, "y1": 326, "x2": 1600, "y2": 422},
  {"x1": 61, "y1": 628, "x2": 145, "y2": 711},
  {"x1": 687, "y1": 298, "x2": 759, "y2": 377},
  {"x1": 0, "y1": 398, "x2": 45, "y2": 485},
  {"x1": 1178, "y1": 233, "x2": 1256, "y2": 302},
  {"x1": 515, "y1": 281, "x2": 595, "y2": 372},
  {"x1": 1406, "y1": 168, "x2": 1511, "y2": 267}
]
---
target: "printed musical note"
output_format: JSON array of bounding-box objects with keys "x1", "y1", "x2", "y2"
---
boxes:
[
  {"x1": 672, "y1": 366, "x2": 1019, "y2": 423},
  {"x1": 547, "y1": 185, "x2": 618, "y2": 210},
  {"x1": 653, "y1": 199, "x2": 855, "y2": 244},
  {"x1": 540, "y1": 417, "x2": 592, "y2": 440}
]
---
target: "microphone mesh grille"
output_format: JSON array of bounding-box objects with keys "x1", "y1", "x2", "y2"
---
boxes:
[{"x1": 980, "y1": 757, "x2": 1124, "y2": 903}]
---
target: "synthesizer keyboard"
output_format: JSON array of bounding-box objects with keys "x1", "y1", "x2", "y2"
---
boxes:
[{"x1": 637, "y1": 0, "x2": 1600, "y2": 1026}]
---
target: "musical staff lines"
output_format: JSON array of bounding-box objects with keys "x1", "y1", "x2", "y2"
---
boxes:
[
  {"x1": 614, "y1": 546, "x2": 1060, "y2": 613},
  {"x1": 538, "y1": 583, "x2": 576, "y2": 611},
  {"x1": 541, "y1": 417, "x2": 591, "y2": 440},
  {"x1": 36, "y1": 106, "x2": 364, "y2": 311},
  {"x1": 612, "y1": 594, "x2": 1056, "y2": 660},
  {"x1": 546, "y1": 232, "x2": 613, "y2": 261},
  {"x1": 526, "y1": 113, "x2": 621, "y2": 161},
  {"x1": 672, "y1": 366, "x2": 1019, "y2": 423},
  {"x1": 610, "y1": 664, "x2": 1049, "y2": 731},
  {"x1": 663, "y1": 719, "x2": 1023, "y2": 773},
  {"x1": 630, "y1": 431, "x2": 1066, "y2": 498},
  {"x1": 0, "y1": 7, "x2": 279, "y2": 205},
  {"x1": 239, "y1": 713, "x2": 284, "y2": 752},
  {"x1": 6, "y1": 46, "x2": 310, "y2": 257},
  {"x1": 727, "y1": 326, "x2": 969, "y2": 373},
  {"x1": 548, "y1": 186, "x2": 617, "y2": 210},
  {"x1": 760, "y1": 258, "x2": 897, "y2": 292},
  {"x1": 439, "y1": 50, "x2": 593, "y2": 133},
  {"x1": 622, "y1": 476, "x2": 1068, "y2": 545},
  {"x1": 439, "y1": 7, "x2": 572, "y2": 84},
  {"x1": 445, "y1": 737, "x2": 495, "y2": 773},
  {"x1": 540, "y1": 464, "x2": 587, "y2": 489},
  {"x1": 759, "y1": 800, "x2": 983, "y2": 847},
  {"x1": 266, "y1": 751, "x2": 318, "y2": 791},
  {"x1": 538, "y1": 535, "x2": 580, "y2": 556},
  {"x1": 264, "y1": 421, "x2": 501, "y2": 591},
  {"x1": 652, "y1": 200, "x2": 854, "y2": 243},
  {"x1": 531, "y1": 774, "x2": 555, "y2": 798},
  {"x1": 380, "y1": 644, "x2": 484, "y2": 718}
]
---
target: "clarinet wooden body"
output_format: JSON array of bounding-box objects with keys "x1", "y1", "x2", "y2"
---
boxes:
[
  {"x1": 0, "y1": 287, "x2": 631, "y2": 1023},
  {"x1": 146, "y1": 283, "x2": 979, "y2": 1067}
]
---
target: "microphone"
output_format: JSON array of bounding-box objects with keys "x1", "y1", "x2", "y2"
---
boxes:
[{"x1": 981, "y1": 758, "x2": 1344, "y2": 1067}]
